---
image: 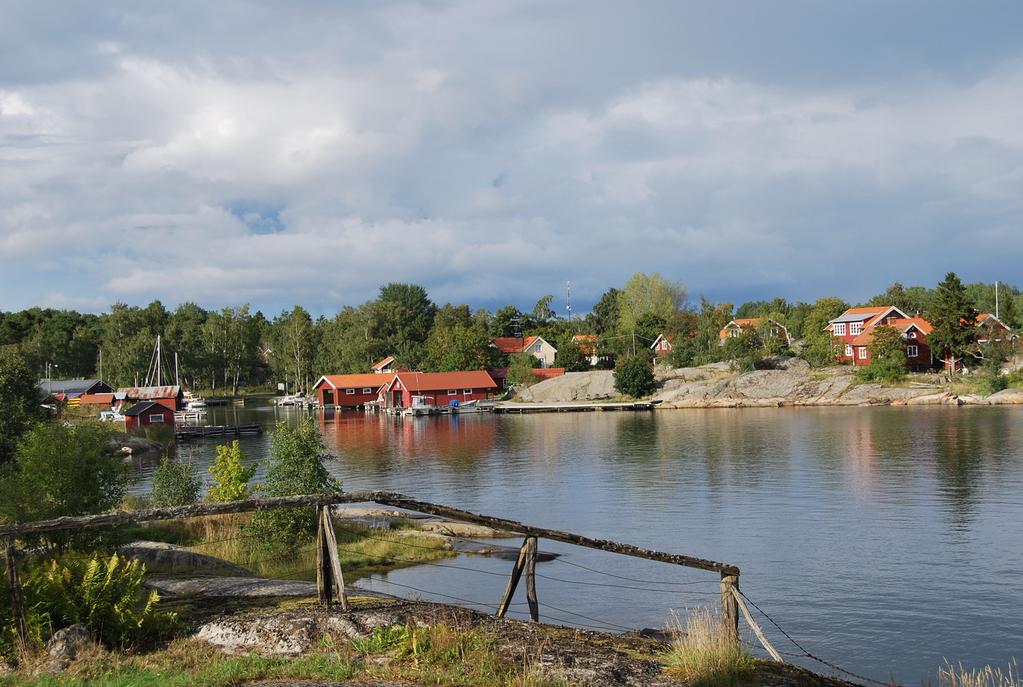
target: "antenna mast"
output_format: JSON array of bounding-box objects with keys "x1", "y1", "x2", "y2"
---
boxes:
[{"x1": 566, "y1": 281, "x2": 572, "y2": 321}]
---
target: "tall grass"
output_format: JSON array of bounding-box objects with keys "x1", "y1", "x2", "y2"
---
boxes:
[
  {"x1": 663, "y1": 607, "x2": 754, "y2": 687},
  {"x1": 938, "y1": 659, "x2": 1021, "y2": 687}
]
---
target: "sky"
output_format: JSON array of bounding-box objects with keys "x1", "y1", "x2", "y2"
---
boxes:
[{"x1": 1, "y1": 1, "x2": 1022, "y2": 317}]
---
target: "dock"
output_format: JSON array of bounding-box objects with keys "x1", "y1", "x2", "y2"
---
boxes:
[
  {"x1": 175, "y1": 424, "x2": 263, "y2": 441},
  {"x1": 493, "y1": 401, "x2": 656, "y2": 414}
]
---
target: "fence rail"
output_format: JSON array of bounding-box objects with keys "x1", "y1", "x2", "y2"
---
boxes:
[{"x1": 2, "y1": 490, "x2": 752, "y2": 654}]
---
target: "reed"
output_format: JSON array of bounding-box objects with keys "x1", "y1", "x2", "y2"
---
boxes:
[
  {"x1": 938, "y1": 659, "x2": 1021, "y2": 687},
  {"x1": 663, "y1": 607, "x2": 754, "y2": 687}
]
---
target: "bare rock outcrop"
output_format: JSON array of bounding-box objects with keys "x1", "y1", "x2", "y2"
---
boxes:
[{"x1": 119, "y1": 541, "x2": 254, "y2": 577}]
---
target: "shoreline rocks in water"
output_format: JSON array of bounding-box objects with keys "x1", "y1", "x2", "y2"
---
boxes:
[{"x1": 514, "y1": 361, "x2": 1023, "y2": 408}]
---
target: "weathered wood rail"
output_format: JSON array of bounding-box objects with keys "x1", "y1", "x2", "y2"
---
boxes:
[
  {"x1": 1, "y1": 491, "x2": 760, "y2": 656},
  {"x1": 175, "y1": 423, "x2": 263, "y2": 441}
]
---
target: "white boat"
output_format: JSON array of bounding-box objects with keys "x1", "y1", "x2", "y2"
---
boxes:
[
  {"x1": 100, "y1": 409, "x2": 125, "y2": 423},
  {"x1": 182, "y1": 391, "x2": 206, "y2": 410}
]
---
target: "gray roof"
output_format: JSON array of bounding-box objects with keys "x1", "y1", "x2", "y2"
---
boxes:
[
  {"x1": 123, "y1": 401, "x2": 162, "y2": 417},
  {"x1": 829, "y1": 310, "x2": 884, "y2": 324},
  {"x1": 37, "y1": 379, "x2": 113, "y2": 396}
]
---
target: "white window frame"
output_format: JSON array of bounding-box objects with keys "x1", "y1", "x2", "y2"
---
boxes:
[
  {"x1": 150, "y1": 413, "x2": 164, "y2": 424},
  {"x1": 858, "y1": 347, "x2": 867, "y2": 360},
  {"x1": 463, "y1": 389, "x2": 472, "y2": 395},
  {"x1": 834, "y1": 323, "x2": 847, "y2": 336},
  {"x1": 907, "y1": 345, "x2": 919, "y2": 357},
  {"x1": 346, "y1": 388, "x2": 356, "y2": 395},
  {"x1": 844, "y1": 344, "x2": 853, "y2": 357},
  {"x1": 850, "y1": 322, "x2": 862, "y2": 335},
  {"x1": 447, "y1": 389, "x2": 457, "y2": 395},
  {"x1": 362, "y1": 387, "x2": 372, "y2": 393}
]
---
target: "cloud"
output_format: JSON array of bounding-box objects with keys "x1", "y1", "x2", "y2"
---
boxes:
[{"x1": 1, "y1": 2, "x2": 1022, "y2": 314}]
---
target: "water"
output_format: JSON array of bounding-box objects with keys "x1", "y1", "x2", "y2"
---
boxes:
[{"x1": 135, "y1": 404, "x2": 1023, "y2": 683}]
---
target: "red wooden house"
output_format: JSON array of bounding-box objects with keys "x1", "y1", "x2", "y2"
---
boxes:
[
  {"x1": 124, "y1": 401, "x2": 174, "y2": 430},
  {"x1": 313, "y1": 374, "x2": 391, "y2": 408},
  {"x1": 827, "y1": 305, "x2": 936, "y2": 371},
  {"x1": 116, "y1": 386, "x2": 184, "y2": 411},
  {"x1": 975, "y1": 313, "x2": 1014, "y2": 345},
  {"x1": 827, "y1": 306, "x2": 910, "y2": 364},
  {"x1": 719, "y1": 319, "x2": 791, "y2": 346},
  {"x1": 379, "y1": 371, "x2": 498, "y2": 410},
  {"x1": 650, "y1": 334, "x2": 673, "y2": 358}
]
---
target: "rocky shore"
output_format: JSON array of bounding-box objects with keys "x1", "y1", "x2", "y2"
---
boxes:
[{"x1": 516, "y1": 359, "x2": 1023, "y2": 409}]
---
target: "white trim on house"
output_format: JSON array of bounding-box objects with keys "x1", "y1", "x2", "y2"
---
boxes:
[
  {"x1": 907, "y1": 345, "x2": 919, "y2": 357},
  {"x1": 834, "y1": 323, "x2": 847, "y2": 336}
]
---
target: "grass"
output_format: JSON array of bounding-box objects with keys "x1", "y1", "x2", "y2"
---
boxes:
[
  {"x1": 0, "y1": 622, "x2": 570, "y2": 687},
  {"x1": 123, "y1": 512, "x2": 453, "y2": 581},
  {"x1": 938, "y1": 659, "x2": 1021, "y2": 687},
  {"x1": 662, "y1": 607, "x2": 754, "y2": 687}
]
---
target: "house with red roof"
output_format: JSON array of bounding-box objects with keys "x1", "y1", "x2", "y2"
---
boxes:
[
  {"x1": 827, "y1": 305, "x2": 936, "y2": 371},
  {"x1": 491, "y1": 336, "x2": 557, "y2": 367},
  {"x1": 718, "y1": 319, "x2": 791, "y2": 346},
  {"x1": 371, "y1": 356, "x2": 398, "y2": 374},
  {"x1": 975, "y1": 314, "x2": 1014, "y2": 345},
  {"x1": 312, "y1": 374, "x2": 390, "y2": 408},
  {"x1": 379, "y1": 371, "x2": 499, "y2": 411}
]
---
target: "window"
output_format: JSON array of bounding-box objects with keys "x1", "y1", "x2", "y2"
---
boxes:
[
  {"x1": 858, "y1": 347, "x2": 867, "y2": 360},
  {"x1": 907, "y1": 345, "x2": 919, "y2": 357},
  {"x1": 844, "y1": 344, "x2": 853, "y2": 357},
  {"x1": 463, "y1": 389, "x2": 472, "y2": 395},
  {"x1": 447, "y1": 389, "x2": 457, "y2": 395},
  {"x1": 850, "y1": 322, "x2": 862, "y2": 335},
  {"x1": 150, "y1": 414, "x2": 164, "y2": 424},
  {"x1": 834, "y1": 323, "x2": 847, "y2": 336},
  {"x1": 346, "y1": 388, "x2": 356, "y2": 395},
  {"x1": 729, "y1": 328, "x2": 740, "y2": 337},
  {"x1": 362, "y1": 387, "x2": 372, "y2": 393}
]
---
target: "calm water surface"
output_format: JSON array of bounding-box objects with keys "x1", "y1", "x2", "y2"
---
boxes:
[{"x1": 135, "y1": 404, "x2": 1023, "y2": 683}]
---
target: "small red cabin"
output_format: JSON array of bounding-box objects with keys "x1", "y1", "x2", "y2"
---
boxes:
[
  {"x1": 123, "y1": 401, "x2": 174, "y2": 430},
  {"x1": 313, "y1": 374, "x2": 390, "y2": 408},
  {"x1": 380, "y1": 371, "x2": 498, "y2": 410}
]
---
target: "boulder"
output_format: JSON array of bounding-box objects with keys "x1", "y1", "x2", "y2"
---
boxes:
[
  {"x1": 37, "y1": 624, "x2": 92, "y2": 673},
  {"x1": 119, "y1": 541, "x2": 253, "y2": 577},
  {"x1": 195, "y1": 616, "x2": 320, "y2": 656}
]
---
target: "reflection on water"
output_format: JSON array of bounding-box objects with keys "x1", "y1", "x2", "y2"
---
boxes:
[{"x1": 132, "y1": 404, "x2": 1023, "y2": 683}]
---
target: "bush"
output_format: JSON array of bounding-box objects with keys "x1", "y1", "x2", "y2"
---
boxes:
[
  {"x1": 208, "y1": 440, "x2": 258, "y2": 502},
  {"x1": 22, "y1": 553, "x2": 176, "y2": 649},
  {"x1": 0, "y1": 346, "x2": 44, "y2": 464},
  {"x1": 247, "y1": 419, "x2": 341, "y2": 555},
  {"x1": 150, "y1": 456, "x2": 201, "y2": 507},
  {"x1": 614, "y1": 355, "x2": 656, "y2": 398},
  {"x1": 856, "y1": 325, "x2": 906, "y2": 385},
  {"x1": 0, "y1": 422, "x2": 131, "y2": 551},
  {"x1": 554, "y1": 340, "x2": 590, "y2": 372},
  {"x1": 664, "y1": 607, "x2": 754, "y2": 685}
]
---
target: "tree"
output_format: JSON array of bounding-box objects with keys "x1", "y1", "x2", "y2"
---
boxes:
[
  {"x1": 0, "y1": 422, "x2": 130, "y2": 550},
  {"x1": 425, "y1": 305, "x2": 500, "y2": 371},
  {"x1": 370, "y1": 283, "x2": 436, "y2": 368},
  {"x1": 800, "y1": 297, "x2": 849, "y2": 368},
  {"x1": 247, "y1": 419, "x2": 341, "y2": 554},
  {"x1": 722, "y1": 327, "x2": 764, "y2": 372},
  {"x1": 554, "y1": 337, "x2": 590, "y2": 372},
  {"x1": 857, "y1": 325, "x2": 907, "y2": 384},
  {"x1": 928, "y1": 272, "x2": 976, "y2": 372},
  {"x1": 150, "y1": 457, "x2": 201, "y2": 507},
  {"x1": 532, "y1": 295, "x2": 556, "y2": 326},
  {"x1": 0, "y1": 346, "x2": 44, "y2": 463},
  {"x1": 613, "y1": 355, "x2": 656, "y2": 398},
  {"x1": 316, "y1": 305, "x2": 375, "y2": 374},
  {"x1": 868, "y1": 282, "x2": 932, "y2": 315},
  {"x1": 269, "y1": 306, "x2": 317, "y2": 393},
  {"x1": 506, "y1": 352, "x2": 541, "y2": 387},
  {"x1": 591, "y1": 288, "x2": 622, "y2": 335},
  {"x1": 490, "y1": 305, "x2": 524, "y2": 337},
  {"x1": 208, "y1": 440, "x2": 257, "y2": 502},
  {"x1": 617, "y1": 273, "x2": 686, "y2": 335}
]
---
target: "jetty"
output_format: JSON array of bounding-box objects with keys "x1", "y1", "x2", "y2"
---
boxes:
[
  {"x1": 175, "y1": 424, "x2": 263, "y2": 441},
  {"x1": 494, "y1": 401, "x2": 655, "y2": 414}
]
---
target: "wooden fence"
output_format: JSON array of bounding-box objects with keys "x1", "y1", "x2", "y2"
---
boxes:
[{"x1": 0, "y1": 491, "x2": 781, "y2": 660}]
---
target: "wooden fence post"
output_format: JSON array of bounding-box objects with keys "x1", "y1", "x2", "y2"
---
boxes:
[
  {"x1": 319, "y1": 506, "x2": 350, "y2": 612},
  {"x1": 496, "y1": 537, "x2": 531, "y2": 618},
  {"x1": 720, "y1": 572, "x2": 739, "y2": 645},
  {"x1": 523, "y1": 536, "x2": 539, "y2": 622},
  {"x1": 4, "y1": 536, "x2": 27, "y2": 645},
  {"x1": 315, "y1": 506, "x2": 330, "y2": 606}
]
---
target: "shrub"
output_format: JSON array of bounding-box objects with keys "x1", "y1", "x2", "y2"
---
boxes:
[
  {"x1": 554, "y1": 340, "x2": 590, "y2": 372},
  {"x1": 855, "y1": 325, "x2": 906, "y2": 384},
  {"x1": 22, "y1": 553, "x2": 176, "y2": 649},
  {"x1": 247, "y1": 419, "x2": 341, "y2": 555},
  {"x1": 0, "y1": 345, "x2": 44, "y2": 464},
  {"x1": 0, "y1": 422, "x2": 131, "y2": 551},
  {"x1": 664, "y1": 607, "x2": 754, "y2": 685},
  {"x1": 614, "y1": 355, "x2": 656, "y2": 398},
  {"x1": 150, "y1": 456, "x2": 202, "y2": 507},
  {"x1": 507, "y1": 352, "x2": 541, "y2": 387},
  {"x1": 207, "y1": 440, "x2": 257, "y2": 502}
]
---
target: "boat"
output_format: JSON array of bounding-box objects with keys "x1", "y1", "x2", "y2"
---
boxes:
[
  {"x1": 99, "y1": 409, "x2": 125, "y2": 423},
  {"x1": 183, "y1": 391, "x2": 207, "y2": 410}
]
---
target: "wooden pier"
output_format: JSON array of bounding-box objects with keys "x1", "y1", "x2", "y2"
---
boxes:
[
  {"x1": 494, "y1": 401, "x2": 655, "y2": 414},
  {"x1": 174, "y1": 424, "x2": 263, "y2": 441}
]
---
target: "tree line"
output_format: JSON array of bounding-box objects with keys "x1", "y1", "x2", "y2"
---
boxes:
[{"x1": 1, "y1": 275, "x2": 1019, "y2": 393}]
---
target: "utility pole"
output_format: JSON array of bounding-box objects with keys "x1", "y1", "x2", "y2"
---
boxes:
[
  {"x1": 995, "y1": 280, "x2": 1000, "y2": 320},
  {"x1": 565, "y1": 281, "x2": 572, "y2": 322}
]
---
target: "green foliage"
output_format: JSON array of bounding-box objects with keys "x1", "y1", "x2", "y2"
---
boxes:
[
  {"x1": 856, "y1": 325, "x2": 907, "y2": 384},
  {"x1": 150, "y1": 457, "x2": 201, "y2": 507},
  {"x1": 553, "y1": 338, "x2": 590, "y2": 372},
  {"x1": 617, "y1": 272, "x2": 686, "y2": 336},
  {"x1": 22, "y1": 553, "x2": 176, "y2": 649},
  {"x1": 800, "y1": 297, "x2": 849, "y2": 367},
  {"x1": 425, "y1": 305, "x2": 500, "y2": 371},
  {"x1": 591, "y1": 287, "x2": 622, "y2": 335},
  {"x1": 868, "y1": 281, "x2": 933, "y2": 315},
  {"x1": 614, "y1": 355, "x2": 656, "y2": 398},
  {"x1": 0, "y1": 422, "x2": 131, "y2": 550},
  {"x1": 247, "y1": 419, "x2": 341, "y2": 554},
  {"x1": 207, "y1": 440, "x2": 257, "y2": 502},
  {"x1": 506, "y1": 352, "x2": 541, "y2": 387},
  {"x1": 927, "y1": 272, "x2": 976, "y2": 369},
  {"x1": 531, "y1": 294, "x2": 556, "y2": 326},
  {"x1": 722, "y1": 328, "x2": 764, "y2": 372},
  {"x1": 349, "y1": 624, "x2": 415, "y2": 655},
  {"x1": 0, "y1": 346, "x2": 44, "y2": 463}
]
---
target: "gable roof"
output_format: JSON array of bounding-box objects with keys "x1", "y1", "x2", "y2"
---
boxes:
[
  {"x1": 491, "y1": 336, "x2": 554, "y2": 353},
  {"x1": 313, "y1": 373, "x2": 392, "y2": 390},
  {"x1": 116, "y1": 385, "x2": 182, "y2": 400},
  {"x1": 828, "y1": 307, "x2": 888, "y2": 325},
  {"x1": 572, "y1": 334, "x2": 598, "y2": 355},
  {"x1": 850, "y1": 316, "x2": 932, "y2": 346},
  {"x1": 38, "y1": 379, "x2": 112, "y2": 397},
  {"x1": 122, "y1": 401, "x2": 164, "y2": 417},
  {"x1": 389, "y1": 371, "x2": 498, "y2": 392},
  {"x1": 371, "y1": 356, "x2": 396, "y2": 371},
  {"x1": 650, "y1": 333, "x2": 674, "y2": 349},
  {"x1": 976, "y1": 313, "x2": 1011, "y2": 329}
]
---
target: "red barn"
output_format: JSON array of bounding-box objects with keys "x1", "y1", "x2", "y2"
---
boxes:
[
  {"x1": 313, "y1": 374, "x2": 390, "y2": 408},
  {"x1": 124, "y1": 401, "x2": 175, "y2": 430},
  {"x1": 380, "y1": 371, "x2": 498, "y2": 410}
]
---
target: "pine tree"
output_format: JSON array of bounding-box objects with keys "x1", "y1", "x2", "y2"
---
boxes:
[{"x1": 927, "y1": 272, "x2": 976, "y2": 371}]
